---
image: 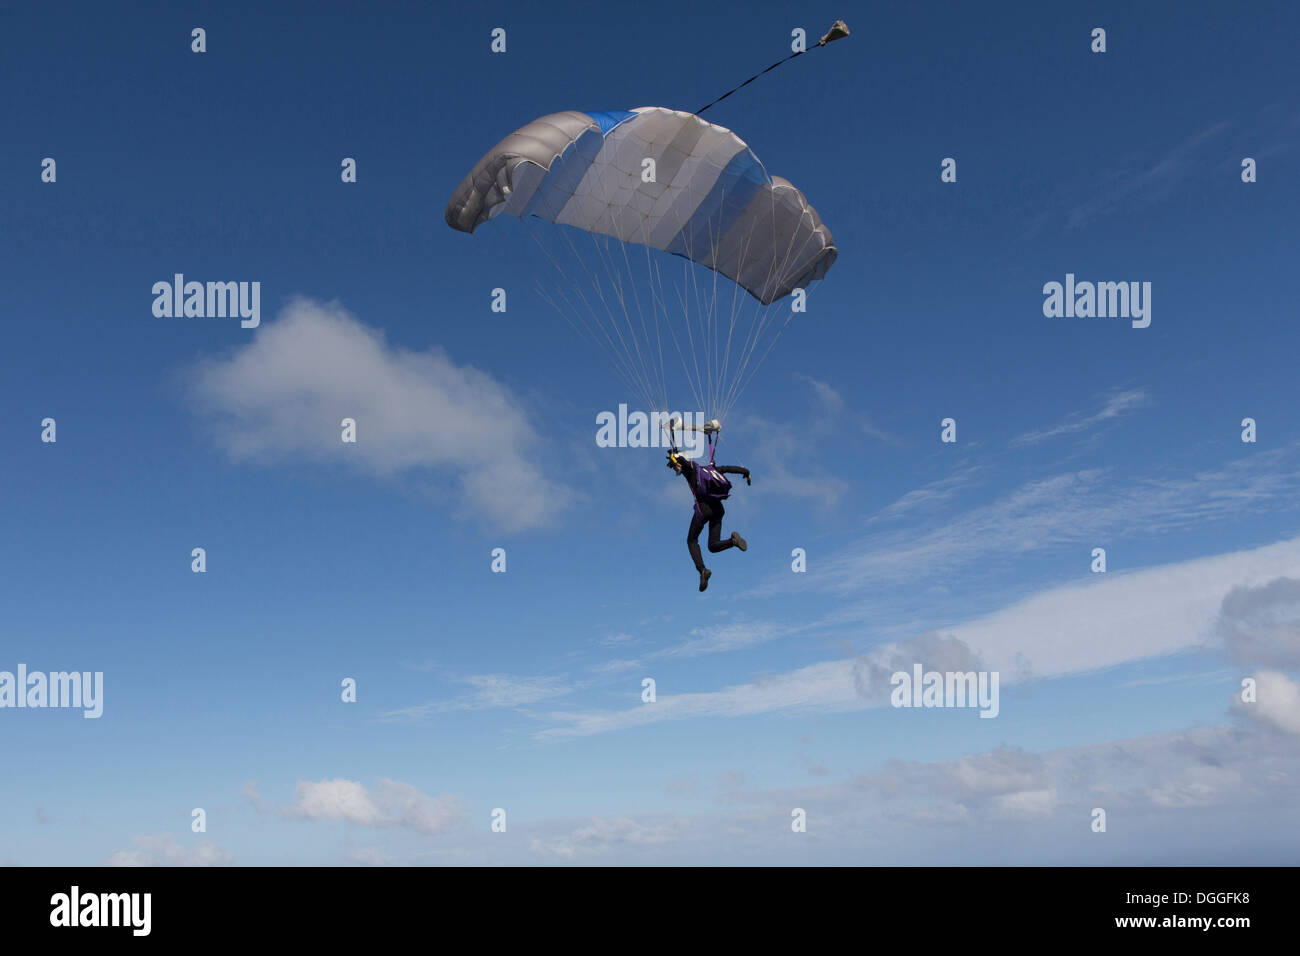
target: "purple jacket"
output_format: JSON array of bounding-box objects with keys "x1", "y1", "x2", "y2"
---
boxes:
[{"x1": 679, "y1": 460, "x2": 749, "y2": 515}]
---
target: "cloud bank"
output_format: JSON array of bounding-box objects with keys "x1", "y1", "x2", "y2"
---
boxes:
[{"x1": 189, "y1": 298, "x2": 570, "y2": 531}]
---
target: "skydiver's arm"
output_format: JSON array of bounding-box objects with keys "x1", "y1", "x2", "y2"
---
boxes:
[{"x1": 717, "y1": 464, "x2": 751, "y2": 485}]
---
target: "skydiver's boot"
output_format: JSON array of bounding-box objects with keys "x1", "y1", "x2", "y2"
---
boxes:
[
  {"x1": 699, "y1": 568, "x2": 712, "y2": 592},
  {"x1": 731, "y1": 532, "x2": 747, "y2": 552}
]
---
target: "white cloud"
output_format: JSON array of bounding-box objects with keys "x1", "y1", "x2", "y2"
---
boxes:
[
  {"x1": 530, "y1": 816, "x2": 686, "y2": 858},
  {"x1": 531, "y1": 537, "x2": 1300, "y2": 739},
  {"x1": 346, "y1": 846, "x2": 389, "y2": 866},
  {"x1": 1236, "y1": 670, "x2": 1300, "y2": 735},
  {"x1": 598, "y1": 632, "x2": 638, "y2": 647},
  {"x1": 188, "y1": 298, "x2": 570, "y2": 531},
  {"x1": 991, "y1": 788, "x2": 1057, "y2": 819},
  {"x1": 283, "y1": 778, "x2": 465, "y2": 835},
  {"x1": 769, "y1": 447, "x2": 1300, "y2": 597},
  {"x1": 1216, "y1": 577, "x2": 1300, "y2": 668},
  {"x1": 106, "y1": 833, "x2": 233, "y2": 867},
  {"x1": 570, "y1": 815, "x2": 683, "y2": 846},
  {"x1": 253, "y1": 716, "x2": 1300, "y2": 865},
  {"x1": 510, "y1": 718, "x2": 1300, "y2": 863},
  {"x1": 950, "y1": 538, "x2": 1300, "y2": 678},
  {"x1": 285, "y1": 779, "x2": 381, "y2": 826},
  {"x1": 528, "y1": 837, "x2": 577, "y2": 859}
]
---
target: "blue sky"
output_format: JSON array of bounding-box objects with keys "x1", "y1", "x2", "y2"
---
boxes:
[{"x1": 3, "y1": 0, "x2": 1300, "y2": 865}]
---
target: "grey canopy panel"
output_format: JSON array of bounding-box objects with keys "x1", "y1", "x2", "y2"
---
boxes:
[
  {"x1": 445, "y1": 107, "x2": 836, "y2": 305},
  {"x1": 445, "y1": 111, "x2": 600, "y2": 234}
]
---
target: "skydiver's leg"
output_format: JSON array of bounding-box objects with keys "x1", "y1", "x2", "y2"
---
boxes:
[
  {"x1": 687, "y1": 510, "x2": 708, "y2": 572},
  {"x1": 688, "y1": 509, "x2": 713, "y2": 591},
  {"x1": 706, "y1": 502, "x2": 735, "y2": 555}
]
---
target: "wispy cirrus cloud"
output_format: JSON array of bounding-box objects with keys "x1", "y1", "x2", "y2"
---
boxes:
[
  {"x1": 791, "y1": 375, "x2": 902, "y2": 447},
  {"x1": 383, "y1": 673, "x2": 572, "y2": 721},
  {"x1": 868, "y1": 465, "x2": 988, "y2": 524},
  {"x1": 1066, "y1": 122, "x2": 1230, "y2": 229},
  {"x1": 532, "y1": 657, "x2": 862, "y2": 742},
  {"x1": 652, "y1": 621, "x2": 786, "y2": 659},
  {"x1": 384, "y1": 619, "x2": 792, "y2": 722},
  {"x1": 740, "y1": 411, "x2": 849, "y2": 508},
  {"x1": 766, "y1": 444, "x2": 1300, "y2": 598},
  {"x1": 732, "y1": 376, "x2": 886, "y2": 509},
  {"x1": 1011, "y1": 388, "x2": 1148, "y2": 446},
  {"x1": 529, "y1": 537, "x2": 1300, "y2": 740}
]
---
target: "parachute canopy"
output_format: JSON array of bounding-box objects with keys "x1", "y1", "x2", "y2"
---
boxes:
[
  {"x1": 446, "y1": 107, "x2": 836, "y2": 306},
  {"x1": 446, "y1": 107, "x2": 837, "y2": 428}
]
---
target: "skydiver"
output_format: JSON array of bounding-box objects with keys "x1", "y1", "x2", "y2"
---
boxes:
[{"x1": 667, "y1": 449, "x2": 751, "y2": 591}]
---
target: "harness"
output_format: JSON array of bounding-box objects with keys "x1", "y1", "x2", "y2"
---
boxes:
[{"x1": 665, "y1": 416, "x2": 720, "y2": 465}]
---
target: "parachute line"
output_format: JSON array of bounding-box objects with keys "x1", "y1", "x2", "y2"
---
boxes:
[
  {"x1": 448, "y1": 105, "x2": 839, "y2": 430},
  {"x1": 694, "y1": 20, "x2": 850, "y2": 116}
]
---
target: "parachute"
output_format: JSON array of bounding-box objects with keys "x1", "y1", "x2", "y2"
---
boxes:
[{"x1": 446, "y1": 107, "x2": 837, "y2": 431}]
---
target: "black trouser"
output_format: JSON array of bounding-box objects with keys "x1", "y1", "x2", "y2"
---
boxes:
[{"x1": 687, "y1": 500, "x2": 733, "y2": 571}]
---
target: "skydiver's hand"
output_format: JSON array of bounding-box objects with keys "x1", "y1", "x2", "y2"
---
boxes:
[{"x1": 744, "y1": 469, "x2": 752, "y2": 486}]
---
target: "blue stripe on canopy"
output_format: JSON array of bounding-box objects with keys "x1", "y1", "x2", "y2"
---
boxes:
[
  {"x1": 665, "y1": 146, "x2": 768, "y2": 261},
  {"x1": 585, "y1": 109, "x2": 638, "y2": 134}
]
